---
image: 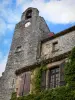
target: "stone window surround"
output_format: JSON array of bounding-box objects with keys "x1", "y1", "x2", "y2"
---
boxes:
[
  {"x1": 52, "y1": 41, "x2": 59, "y2": 52},
  {"x1": 45, "y1": 59, "x2": 65, "y2": 89}
]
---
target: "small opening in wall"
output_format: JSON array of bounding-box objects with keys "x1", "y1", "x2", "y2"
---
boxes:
[
  {"x1": 52, "y1": 41, "x2": 58, "y2": 52},
  {"x1": 16, "y1": 46, "x2": 22, "y2": 53}
]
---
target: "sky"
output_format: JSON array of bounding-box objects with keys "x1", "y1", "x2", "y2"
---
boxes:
[{"x1": 0, "y1": 0, "x2": 75, "y2": 76}]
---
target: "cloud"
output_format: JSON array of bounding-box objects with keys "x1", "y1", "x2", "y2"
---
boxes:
[
  {"x1": 0, "y1": 73, "x2": 2, "y2": 77},
  {"x1": 16, "y1": 0, "x2": 32, "y2": 6},
  {"x1": 22, "y1": 0, "x2": 75, "y2": 24},
  {"x1": 3, "y1": 39, "x2": 10, "y2": 45},
  {"x1": 16, "y1": 0, "x2": 25, "y2": 6},
  {"x1": 0, "y1": 0, "x2": 75, "y2": 38},
  {"x1": 0, "y1": 52, "x2": 3, "y2": 60},
  {"x1": 0, "y1": 0, "x2": 75, "y2": 39},
  {"x1": 0, "y1": 0, "x2": 21, "y2": 35},
  {"x1": 0, "y1": 6, "x2": 21, "y2": 24},
  {"x1": 7, "y1": 24, "x2": 15, "y2": 31},
  {"x1": 0, "y1": 18, "x2": 7, "y2": 36}
]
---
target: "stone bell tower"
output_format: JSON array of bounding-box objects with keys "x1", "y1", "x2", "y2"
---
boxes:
[
  {"x1": 0, "y1": 7, "x2": 50, "y2": 100},
  {"x1": 10, "y1": 7, "x2": 50, "y2": 69}
]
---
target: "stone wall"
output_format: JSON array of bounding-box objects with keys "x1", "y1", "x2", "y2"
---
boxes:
[{"x1": 41, "y1": 30, "x2": 75, "y2": 60}]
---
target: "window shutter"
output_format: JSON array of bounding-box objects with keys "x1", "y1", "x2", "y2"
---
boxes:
[
  {"x1": 23, "y1": 72, "x2": 31, "y2": 95},
  {"x1": 41, "y1": 71, "x2": 46, "y2": 90},
  {"x1": 18, "y1": 71, "x2": 31, "y2": 96},
  {"x1": 19, "y1": 74, "x2": 25, "y2": 96},
  {"x1": 60, "y1": 62, "x2": 65, "y2": 86}
]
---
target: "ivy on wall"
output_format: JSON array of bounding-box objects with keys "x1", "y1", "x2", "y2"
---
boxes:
[
  {"x1": 11, "y1": 47, "x2": 75, "y2": 100},
  {"x1": 65, "y1": 47, "x2": 75, "y2": 89},
  {"x1": 34, "y1": 64, "x2": 47, "y2": 93},
  {"x1": 10, "y1": 86, "x2": 75, "y2": 100},
  {"x1": 31, "y1": 64, "x2": 47, "y2": 94}
]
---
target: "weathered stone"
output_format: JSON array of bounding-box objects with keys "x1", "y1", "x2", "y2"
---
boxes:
[
  {"x1": 41, "y1": 31, "x2": 75, "y2": 60},
  {"x1": 0, "y1": 7, "x2": 50, "y2": 100},
  {"x1": 0, "y1": 7, "x2": 75, "y2": 100}
]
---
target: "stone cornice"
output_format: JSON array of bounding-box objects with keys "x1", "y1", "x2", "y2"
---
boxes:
[{"x1": 15, "y1": 51, "x2": 71, "y2": 75}]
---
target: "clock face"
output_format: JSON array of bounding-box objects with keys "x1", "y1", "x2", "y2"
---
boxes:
[{"x1": 25, "y1": 22, "x2": 31, "y2": 27}]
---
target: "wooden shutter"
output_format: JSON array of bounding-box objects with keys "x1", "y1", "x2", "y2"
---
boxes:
[
  {"x1": 18, "y1": 71, "x2": 31, "y2": 96},
  {"x1": 41, "y1": 71, "x2": 46, "y2": 90},
  {"x1": 16, "y1": 76, "x2": 24, "y2": 97},
  {"x1": 60, "y1": 62, "x2": 65, "y2": 86},
  {"x1": 18, "y1": 74, "x2": 24, "y2": 96},
  {"x1": 23, "y1": 72, "x2": 31, "y2": 95}
]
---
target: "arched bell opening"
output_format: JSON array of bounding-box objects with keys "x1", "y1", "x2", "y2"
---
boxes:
[{"x1": 25, "y1": 9, "x2": 32, "y2": 20}]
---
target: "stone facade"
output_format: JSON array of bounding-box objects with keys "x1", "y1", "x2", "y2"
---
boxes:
[
  {"x1": 41, "y1": 30, "x2": 75, "y2": 60},
  {"x1": 0, "y1": 7, "x2": 75, "y2": 100}
]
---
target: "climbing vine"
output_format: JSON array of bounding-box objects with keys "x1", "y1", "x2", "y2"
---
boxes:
[
  {"x1": 64, "y1": 47, "x2": 75, "y2": 89},
  {"x1": 33, "y1": 63, "x2": 47, "y2": 93},
  {"x1": 11, "y1": 47, "x2": 75, "y2": 100}
]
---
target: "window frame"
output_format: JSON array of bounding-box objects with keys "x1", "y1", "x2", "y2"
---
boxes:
[
  {"x1": 52, "y1": 41, "x2": 59, "y2": 52},
  {"x1": 49, "y1": 66, "x2": 60, "y2": 88}
]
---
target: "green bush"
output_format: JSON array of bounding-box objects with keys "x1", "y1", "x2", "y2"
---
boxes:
[
  {"x1": 11, "y1": 87, "x2": 75, "y2": 100},
  {"x1": 34, "y1": 64, "x2": 47, "y2": 93},
  {"x1": 11, "y1": 47, "x2": 75, "y2": 100},
  {"x1": 65, "y1": 47, "x2": 75, "y2": 89},
  {"x1": 10, "y1": 92, "x2": 17, "y2": 100}
]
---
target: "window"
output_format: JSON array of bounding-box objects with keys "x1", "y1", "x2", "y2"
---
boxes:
[
  {"x1": 49, "y1": 67, "x2": 60, "y2": 88},
  {"x1": 25, "y1": 10, "x2": 32, "y2": 19},
  {"x1": 52, "y1": 41, "x2": 58, "y2": 52},
  {"x1": 16, "y1": 46, "x2": 22, "y2": 53},
  {"x1": 40, "y1": 63, "x2": 65, "y2": 90}
]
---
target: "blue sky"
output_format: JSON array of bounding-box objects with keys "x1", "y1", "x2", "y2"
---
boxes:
[{"x1": 0, "y1": 0, "x2": 75, "y2": 76}]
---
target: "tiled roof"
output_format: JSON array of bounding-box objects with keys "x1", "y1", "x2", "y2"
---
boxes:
[{"x1": 48, "y1": 32, "x2": 54, "y2": 37}]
